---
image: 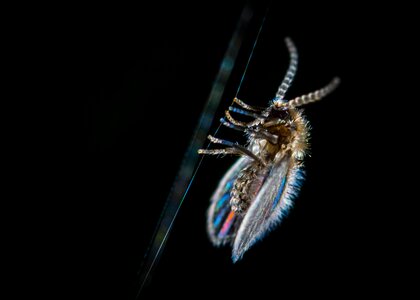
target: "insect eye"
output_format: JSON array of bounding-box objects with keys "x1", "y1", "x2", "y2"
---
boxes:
[{"x1": 273, "y1": 100, "x2": 288, "y2": 111}]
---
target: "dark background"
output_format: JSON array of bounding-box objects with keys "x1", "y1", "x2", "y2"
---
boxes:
[{"x1": 51, "y1": 1, "x2": 415, "y2": 299}]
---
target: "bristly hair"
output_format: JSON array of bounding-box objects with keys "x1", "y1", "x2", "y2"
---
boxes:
[{"x1": 200, "y1": 37, "x2": 340, "y2": 263}]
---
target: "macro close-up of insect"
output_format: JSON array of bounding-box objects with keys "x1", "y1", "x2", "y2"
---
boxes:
[
  {"x1": 199, "y1": 38, "x2": 340, "y2": 262},
  {"x1": 70, "y1": 0, "x2": 412, "y2": 298}
]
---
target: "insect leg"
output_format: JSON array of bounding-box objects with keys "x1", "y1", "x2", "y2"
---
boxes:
[
  {"x1": 223, "y1": 110, "x2": 281, "y2": 146},
  {"x1": 225, "y1": 110, "x2": 265, "y2": 128},
  {"x1": 248, "y1": 128, "x2": 279, "y2": 144},
  {"x1": 220, "y1": 118, "x2": 245, "y2": 132},
  {"x1": 262, "y1": 119, "x2": 287, "y2": 128},
  {"x1": 207, "y1": 135, "x2": 264, "y2": 165},
  {"x1": 233, "y1": 97, "x2": 265, "y2": 111},
  {"x1": 229, "y1": 106, "x2": 262, "y2": 118},
  {"x1": 224, "y1": 110, "x2": 247, "y2": 127},
  {"x1": 198, "y1": 148, "x2": 238, "y2": 155}
]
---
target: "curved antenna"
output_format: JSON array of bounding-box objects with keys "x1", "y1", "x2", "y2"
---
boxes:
[
  {"x1": 286, "y1": 77, "x2": 340, "y2": 108},
  {"x1": 275, "y1": 37, "x2": 298, "y2": 100}
]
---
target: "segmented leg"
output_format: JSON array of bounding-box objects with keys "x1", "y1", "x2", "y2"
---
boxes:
[
  {"x1": 221, "y1": 115, "x2": 279, "y2": 144},
  {"x1": 198, "y1": 148, "x2": 238, "y2": 155},
  {"x1": 225, "y1": 110, "x2": 262, "y2": 128},
  {"x1": 250, "y1": 128, "x2": 279, "y2": 144},
  {"x1": 229, "y1": 106, "x2": 262, "y2": 119},
  {"x1": 233, "y1": 97, "x2": 265, "y2": 111},
  {"x1": 205, "y1": 135, "x2": 264, "y2": 165},
  {"x1": 220, "y1": 117, "x2": 245, "y2": 132},
  {"x1": 262, "y1": 119, "x2": 287, "y2": 128},
  {"x1": 225, "y1": 110, "x2": 247, "y2": 127}
]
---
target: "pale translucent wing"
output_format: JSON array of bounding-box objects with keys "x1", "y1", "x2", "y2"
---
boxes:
[
  {"x1": 207, "y1": 157, "x2": 251, "y2": 246},
  {"x1": 232, "y1": 153, "x2": 304, "y2": 262}
]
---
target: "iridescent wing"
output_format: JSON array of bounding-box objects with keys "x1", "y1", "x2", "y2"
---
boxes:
[
  {"x1": 207, "y1": 157, "x2": 251, "y2": 246},
  {"x1": 232, "y1": 153, "x2": 304, "y2": 262}
]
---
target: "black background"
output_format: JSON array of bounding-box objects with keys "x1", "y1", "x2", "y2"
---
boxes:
[{"x1": 47, "y1": 1, "x2": 415, "y2": 299}]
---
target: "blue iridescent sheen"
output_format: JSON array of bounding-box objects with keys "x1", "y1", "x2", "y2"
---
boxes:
[
  {"x1": 216, "y1": 193, "x2": 230, "y2": 211},
  {"x1": 225, "y1": 180, "x2": 233, "y2": 192},
  {"x1": 214, "y1": 180, "x2": 234, "y2": 228},
  {"x1": 272, "y1": 176, "x2": 287, "y2": 209},
  {"x1": 214, "y1": 203, "x2": 230, "y2": 227}
]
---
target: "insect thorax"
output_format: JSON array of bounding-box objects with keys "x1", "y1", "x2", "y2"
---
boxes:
[
  {"x1": 230, "y1": 106, "x2": 307, "y2": 214},
  {"x1": 251, "y1": 107, "x2": 296, "y2": 159}
]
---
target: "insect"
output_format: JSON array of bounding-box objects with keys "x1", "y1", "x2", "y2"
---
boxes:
[{"x1": 198, "y1": 38, "x2": 340, "y2": 262}]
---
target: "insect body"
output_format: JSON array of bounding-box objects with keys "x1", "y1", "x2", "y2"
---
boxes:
[{"x1": 198, "y1": 38, "x2": 340, "y2": 262}]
